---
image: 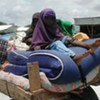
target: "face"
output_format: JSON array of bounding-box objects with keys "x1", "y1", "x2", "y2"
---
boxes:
[
  {"x1": 43, "y1": 16, "x2": 56, "y2": 26},
  {"x1": 31, "y1": 13, "x2": 39, "y2": 27},
  {"x1": 32, "y1": 18, "x2": 38, "y2": 27}
]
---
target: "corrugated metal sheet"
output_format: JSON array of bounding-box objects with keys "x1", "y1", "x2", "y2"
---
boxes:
[{"x1": 74, "y1": 17, "x2": 100, "y2": 25}]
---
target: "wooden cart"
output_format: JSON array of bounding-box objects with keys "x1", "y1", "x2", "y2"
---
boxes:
[
  {"x1": 0, "y1": 62, "x2": 73, "y2": 100},
  {"x1": 0, "y1": 62, "x2": 99, "y2": 100}
]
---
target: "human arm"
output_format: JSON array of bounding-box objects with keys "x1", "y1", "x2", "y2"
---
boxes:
[{"x1": 63, "y1": 36, "x2": 90, "y2": 49}]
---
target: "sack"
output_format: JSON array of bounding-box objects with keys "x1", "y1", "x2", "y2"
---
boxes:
[
  {"x1": 28, "y1": 47, "x2": 100, "y2": 84},
  {"x1": 28, "y1": 50, "x2": 81, "y2": 84},
  {"x1": 74, "y1": 32, "x2": 90, "y2": 41},
  {"x1": 4, "y1": 64, "x2": 27, "y2": 75}
]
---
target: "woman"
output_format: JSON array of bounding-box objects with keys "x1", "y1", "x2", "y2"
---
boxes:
[
  {"x1": 57, "y1": 19, "x2": 76, "y2": 36},
  {"x1": 30, "y1": 8, "x2": 100, "y2": 64},
  {"x1": 57, "y1": 19, "x2": 90, "y2": 41},
  {"x1": 22, "y1": 12, "x2": 40, "y2": 46}
]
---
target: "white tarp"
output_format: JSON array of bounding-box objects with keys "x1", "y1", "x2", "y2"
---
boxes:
[{"x1": 0, "y1": 25, "x2": 16, "y2": 33}]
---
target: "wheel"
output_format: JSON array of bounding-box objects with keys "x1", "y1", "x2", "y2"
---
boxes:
[{"x1": 62, "y1": 86, "x2": 99, "y2": 100}]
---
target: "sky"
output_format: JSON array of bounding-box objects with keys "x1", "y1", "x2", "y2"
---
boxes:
[{"x1": 0, "y1": 0, "x2": 100, "y2": 26}]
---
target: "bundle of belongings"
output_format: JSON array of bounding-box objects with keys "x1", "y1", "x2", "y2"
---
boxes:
[
  {"x1": 0, "y1": 25, "x2": 29, "y2": 51},
  {"x1": 0, "y1": 21, "x2": 99, "y2": 97},
  {"x1": 0, "y1": 38, "x2": 99, "y2": 93},
  {"x1": 0, "y1": 25, "x2": 29, "y2": 66}
]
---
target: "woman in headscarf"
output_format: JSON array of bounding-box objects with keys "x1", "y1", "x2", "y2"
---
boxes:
[
  {"x1": 57, "y1": 19, "x2": 90, "y2": 41},
  {"x1": 57, "y1": 19, "x2": 76, "y2": 36},
  {"x1": 30, "y1": 8, "x2": 100, "y2": 64},
  {"x1": 22, "y1": 12, "x2": 40, "y2": 46},
  {"x1": 30, "y1": 8, "x2": 64, "y2": 50}
]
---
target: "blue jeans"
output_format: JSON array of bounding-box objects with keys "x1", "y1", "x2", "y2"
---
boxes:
[{"x1": 50, "y1": 40, "x2": 75, "y2": 57}]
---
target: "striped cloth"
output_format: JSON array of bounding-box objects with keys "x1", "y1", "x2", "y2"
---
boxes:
[{"x1": 0, "y1": 39, "x2": 8, "y2": 64}]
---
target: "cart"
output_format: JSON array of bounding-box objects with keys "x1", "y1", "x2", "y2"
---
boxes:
[{"x1": 0, "y1": 62, "x2": 99, "y2": 100}]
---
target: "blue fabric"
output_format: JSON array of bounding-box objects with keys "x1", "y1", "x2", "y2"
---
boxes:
[
  {"x1": 4, "y1": 64, "x2": 27, "y2": 75},
  {"x1": 61, "y1": 36, "x2": 68, "y2": 44},
  {"x1": 5, "y1": 38, "x2": 100, "y2": 84},
  {"x1": 50, "y1": 40, "x2": 75, "y2": 57},
  {"x1": 80, "y1": 39, "x2": 100, "y2": 76},
  {"x1": 69, "y1": 38, "x2": 100, "y2": 77},
  {"x1": 81, "y1": 47, "x2": 100, "y2": 76},
  {"x1": 6, "y1": 50, "x2": 81, "y2": 84},
  {"x1": 69, "y1": 46, "x2": 100, "y2": 77},
  {"x1": 84, "y1": 38, "x2": 100, "y2": 44},
  {"x1": 7, "y1": 50, "x2": 32, "y2": 65},
  {"x1": 69, "y1": 46, "x2": 87, "y2": 55},
  {"x1": 28, "y1": 50, "x2": 81, "y2": 84}
]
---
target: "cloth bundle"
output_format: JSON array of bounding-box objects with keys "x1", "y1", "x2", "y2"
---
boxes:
[{"x1": 0, "y1": 71, "x2": 29, "y2": 90}]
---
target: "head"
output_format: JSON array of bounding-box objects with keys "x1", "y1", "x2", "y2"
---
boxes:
[
  {"x1": 40, "y1": 8, "x2": 56, "y2": 26},
  {"x1": 31, "y1": 9, "x2": 64, "y2": 49},
  {"x1": 31, "y1": 12, "x2": 40, "y2": 28}
]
